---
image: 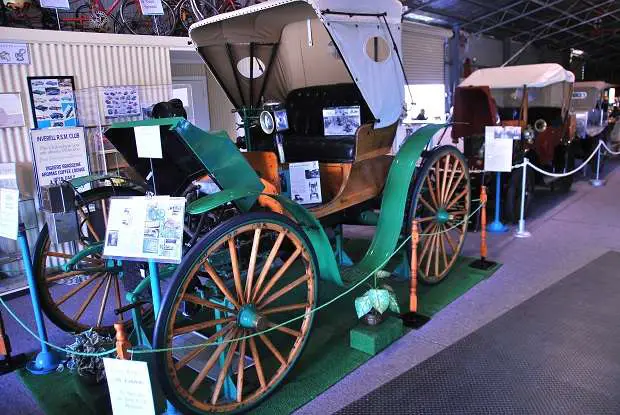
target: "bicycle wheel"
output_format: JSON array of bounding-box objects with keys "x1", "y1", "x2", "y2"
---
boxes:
[
  {"x1": 190, "y1": 0, "x2": 218, "y2": 21},
  {"x1": 32, "y1": 185, "x2": 150, "y2": 334},
  {"x1": 120, "y1": 0, "x2": 176, "y2": 36},
  {"x1": 178, "y1": 0, "x2": 203, "y2": 30}
]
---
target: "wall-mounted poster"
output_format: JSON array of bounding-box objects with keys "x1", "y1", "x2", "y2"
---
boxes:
[
  {"x1": 0, "y1": 93, "x2": 25, "y2": 128},
  {"x1": 30, "y1": 127, "x2": 90, "y2": 202},
  {"x1": 102, "y1": 86, "x2": 141, "y2": 118},
  {"x1": 27, "y1": 76, "x2": 77, "y2": 129},
  {"x1": 0, "y1": 42, "x2": 30, "y2": 65}
]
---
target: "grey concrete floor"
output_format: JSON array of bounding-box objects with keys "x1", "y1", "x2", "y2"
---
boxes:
[{"x1": 0, "y1": 159, "x2": 618, "y2": 415}]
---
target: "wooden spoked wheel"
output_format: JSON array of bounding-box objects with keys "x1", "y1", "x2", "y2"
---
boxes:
[
  {"x1": 32, "y1": 186, "x2": 148, "y2": 333},
  {"x1": 154, "y1": 212, "x2": 317, "y2": 414},
  {"x1": 409, "y1": 146, "x2": 471, "y2": 284}
]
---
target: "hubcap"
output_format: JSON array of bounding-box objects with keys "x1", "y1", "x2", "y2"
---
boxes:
[
  {"x1": 237, "y1": 304, "x2": 266, "y2": 330},
  {"x1": 436, "y1": 208, "x2": 450, "y2": 224}
]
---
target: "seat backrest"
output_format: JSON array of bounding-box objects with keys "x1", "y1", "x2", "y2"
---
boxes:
[{"x1": 286, "y1": 83, "x2": 373, "y2": 136}]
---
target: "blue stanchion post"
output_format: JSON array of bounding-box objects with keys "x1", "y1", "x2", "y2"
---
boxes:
[
  {"x1": 18, "y1": 224, "x2": 61, "y2": 374},
  {"x1": 486, "y1": 172, "x2": 509, "y2": 233}
]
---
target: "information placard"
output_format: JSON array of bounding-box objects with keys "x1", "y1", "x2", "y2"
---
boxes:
[
  {"x1": 137, "y1": 0, "x2": 164, "y2": 15},
  {"x1": 134, "y1": 126, "x2": 163, "y2": 159},
  {"x1": 288, "y1": 161, "x2": 322, "y2": 204},
  {"x1": 103, "y1": 196, "x2": 185, "y2": 264},
  {"x1": 31, "y1": 127, "x2": 90, "y2": 201},
  {"x1": 484, "y1": 126, "x2": 516, "y2": 172},
  {"x1": 0, "y1": 162, "x2": 17, "y2": 190},
  {"x1": 103, "y1": 358, "x2": 156, "y2": 415},
  {"x1": 0, "y1": 43, "x2": 29, "y2": 65},
  {"x1": 0, "y1": 188, "x2": 19, "y2": 240},
  {"x1": 40, "y1": 0, "x2": 70, "y2": 10}
]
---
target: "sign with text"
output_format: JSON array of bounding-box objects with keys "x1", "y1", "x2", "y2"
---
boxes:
[
  {"x1": 0, "y1": 43, "x2": 30, "y2": 65},
  {"x1": 134, "y1": 125, "x2": 163, "y2": 159},
  {"x1": 0, "y1": 162, "x2": 17, "y2": 190},
  {"x1": 288, "y1": 161, "x2": 322, "y2": 204},
  {"x1": 103, "y1": 358, "x2": 156, "y2": 415},
  {"x1": 484, "y1": 126, "x2": 515, "y2": 172},
  {"x1": 31, "y1": 127, "x2": 90, "y2": 202},
  {"x1": 137, "y1": 0, "x2": 164, "y2": 15},
  {"x1": 0, "y1": 188, "x2": 19, "y2": 240},
  {"x1": 103, "y1": 196, "x2": 185, "y2": 264}
]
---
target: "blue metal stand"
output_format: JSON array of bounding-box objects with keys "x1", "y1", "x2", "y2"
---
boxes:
[
  {"x1": 487, "y1": 173, "x2": 509, "y2": 233},
  {"x1": 334, "y1": 224, "x2": 353, "y2": 267},
  {"x1": 18, "y1": 225, "x2": 61, "y2": 375}
]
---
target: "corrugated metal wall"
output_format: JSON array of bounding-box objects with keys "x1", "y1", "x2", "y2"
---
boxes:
[
  {"x1": 206, "y1": 70, "x2": 236, "y2": 139},
  {"x1": 0, "y1": 28, "x2": 177, "y2": 164}
]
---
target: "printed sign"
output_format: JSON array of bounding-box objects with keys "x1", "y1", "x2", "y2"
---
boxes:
[
  {"x1": 103, "y1": 196, "x2": 185, "y2": 264},
  {"x1": 0, "y1": 188, "x2": 19, "y2": 240},
  {"x1": 288, "y1": 161, "x2": 322, "y2": 204},
  {"x1": 103, "y1": 358, "x2": 156, "y2": 415},
  {"x1": 40, "y1": 0, "x2": 70, "y2": 9},
  {"x1": 0, "y1": 43, "x2": 29, "y2": 65},
  {"x1": 0, "y1": 162, "x2": 18, "y2": 190},
  {"x1": 134, "y1": 126, "x2": 163, "y2": 159},
  {"x1": 138, "y1": 0, "x2": 164, "y2": 15},
  {"x1": 102, "y1": 86, "x2": 141, "y2": 118},
  {"x1": 27, "y1": 76, "x2": 77, "y2": 129},
  {"x1": 484, "y1": 126, "x2": 514, "y2": 172},
  {"x1": 0, "y1": 93, "x2": 26, "y2": 128},
  {"x1": 31, "y1": 127, "x2": 90, "y2": 201}
]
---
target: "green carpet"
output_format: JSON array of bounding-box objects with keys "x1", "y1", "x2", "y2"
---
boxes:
[{"x1": 18, "y1": 239, "x2": 500, "y2": 415}]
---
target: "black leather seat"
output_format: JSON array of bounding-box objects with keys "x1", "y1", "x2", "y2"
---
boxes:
[{"x1": 282, "y1": 84, "x2": 373, "y2": 163}]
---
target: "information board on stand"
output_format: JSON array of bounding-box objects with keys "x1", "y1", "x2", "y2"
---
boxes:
[
  {"x1": 484, "y1": 126, "x2": 519, "y2": 172},
  {"x1": 103, "y1": 358, "x2": 156, "y2": 415},
  {"x1": 103, "y1": 196, "x2": 185, "y2": 264}
]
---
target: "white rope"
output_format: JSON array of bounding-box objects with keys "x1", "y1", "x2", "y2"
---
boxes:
[
  {"x1": 600, "y1": 140, "x2": 620, "y2": 156},
  {"x1": 523, "y1": 141, "x2": 603, "y2": 178}
]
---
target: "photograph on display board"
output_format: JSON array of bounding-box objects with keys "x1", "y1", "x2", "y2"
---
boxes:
[
  {"x1": 101, "y1": 86, "x2": 141, "y2": 118},
  {"x1": 0, "y1": 92, "x2": 25, "y2": 128},
  {"x1": 27, "y1": 76, "x2": 77, "y2": 129},
  {"x1": 322, "y1": 106, "x2": 361, "y2": 136}
]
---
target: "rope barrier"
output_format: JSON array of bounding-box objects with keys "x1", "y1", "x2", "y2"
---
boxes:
[
  {"x1": 600, "y1": 140, "x2": 620, "y2": 156},
  {"x1": 523, "y1": 141, "x2": 602, "y2": 178},
  {"x1": 0, "y1": 202, "x2": 486, "y2": 357}
]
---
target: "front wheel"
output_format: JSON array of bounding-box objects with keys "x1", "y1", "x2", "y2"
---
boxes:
[
  {"x1": 120, "y1": 0, "x2": 176, "y2": 35},
  {"x1": 154, "y1": 212, "x2": 318, "y2": 414},
  {"x1": 407, "y1": 146, "x2": 471, "y2": 285}
]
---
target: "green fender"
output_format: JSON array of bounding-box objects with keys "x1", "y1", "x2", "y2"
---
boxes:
[
  {"x1": 187, "y1": 190, "x2": 344, "y2": 286},
  {"x1": 349, "y1": 124, "x2": 446, "y2": 279}
]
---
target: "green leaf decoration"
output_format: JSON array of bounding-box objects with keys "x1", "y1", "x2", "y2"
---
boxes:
[
  {"x1": 375, "y1": 270, "x2": 391, "y2": 280},
  {"x1": 369, "y1": 289, "x2": 391, "y2": 314},
  {"x1": 388, "y1": 292, "x2": 401, "y2": 313},
  {"x1": 354, "y1": 294, "x2": 373, "y2": 319}
]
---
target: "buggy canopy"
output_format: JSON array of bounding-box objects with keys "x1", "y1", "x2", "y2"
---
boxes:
[
  {"x1": 460, "y1": 63, "x2": 575, "y2": 89},
  {"x1": 189, "y1": 0, "x2": 405, "y2": 128}
]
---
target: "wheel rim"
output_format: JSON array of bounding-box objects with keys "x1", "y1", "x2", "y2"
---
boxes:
[
  {"x1": 35, "y1": 189, "x2": 149, "y2": 333},
  {"x1": 413, "y1": 151, "x2": 470, "y2": 284},
  {"x1": 162, "y1": 220, "x2": 316, "y2": 413}
]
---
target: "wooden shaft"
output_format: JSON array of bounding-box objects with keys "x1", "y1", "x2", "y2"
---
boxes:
[
  {"x1": 0, "y1": 310, "x2": 11, "y2": 357},
  {"x1": 114, "y1": 323, "x2": 131, "y2": 360},
  {"x1": 480, "y1": 186, "x2": 488, "y2": 259},
  {"x1": 410, "y1": 219, "x2": 420, "y2": 313}
]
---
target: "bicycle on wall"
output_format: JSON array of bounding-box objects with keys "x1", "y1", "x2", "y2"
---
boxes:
[{"x1": 189, "y1": 0, "x2": 263, "y2": 21}]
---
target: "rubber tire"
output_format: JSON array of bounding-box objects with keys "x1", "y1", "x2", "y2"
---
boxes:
[
  {"x1": 32, "y1": 185, "x2": 145, "y2": 334},
  {"x1": 153, "y1": 211, "x2": 318, "y2": 415},
  {"x1": 504, "y1": 168, "x2": 535, "y2": 224},
  {"x1": 555, "y1": 143, "x2": 575, "y2": 193},
  {"x1": 406, "y1": 146, "x2": 471, "y2": 285}
]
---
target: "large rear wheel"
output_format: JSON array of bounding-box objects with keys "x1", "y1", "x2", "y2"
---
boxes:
[
  {"x1": 408, "y1": 146, "x2": 471, "y2": 284},
  {"x1": 154, "y1": 212, "x2": 317, "y2": 414}
]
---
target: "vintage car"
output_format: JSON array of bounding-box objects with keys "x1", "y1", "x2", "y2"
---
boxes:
[
  {"x1": 451, "y1": 63, "x2": 576, "y2": 222},
  {"x1": 571, "y1": 81, "x2": 613, "y2": 162}
]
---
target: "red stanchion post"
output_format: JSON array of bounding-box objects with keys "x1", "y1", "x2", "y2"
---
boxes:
[
  {"x1": 114, "y1": 323, "x2": 131, "y2": 360},
  {"x1": 470, "y1": 186, "x2": 497, "y2": 270},
  {"x1": 409, "y1": 219, "x2": 419, "y2": 313}
]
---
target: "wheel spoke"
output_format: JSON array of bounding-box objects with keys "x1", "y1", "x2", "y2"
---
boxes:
[
  {"x1": 418, "y1": 196, "x2": 437, "y2": 214},
  {"x1": 444, "y1": 171, "x2": 465, "y2": 206},
  {"x1": 254, "y1": 248, "x2": 301, "y2": 305},
  {"x1": 258, "y1": 274, "x2": 309, "y2": 309},
  {"x1": 174, "y1": 323, "x2": 234, "y2": 371},
  {"x1": 244, "y1": 228, "x2": 262, "y2": 303},
  {"x1": 444, "y1": 227, "x2": 457, "y2": 252},
  {"x1": 440, "y1": 154, "x2": 450, "y2": 205},
  {"x1": 173, "y1": 317, "x2": 236, "y2": 337},
  {"x1": 211, "y1": 331, "x2": 240, "y2": 405},
  {"x1": 262, "y1": 303, "x2": 308, "y2": 316},
  {"x1": 446, "y1": 188, "x2": 469, "y2": 210},
  {"x1": 202, "y1": 261, "x2": 241, "y2": 310},
  {"x1": 96, "y1": 274, "x2": 113, "y2": 328},
  {"x1": 46, "y1": 270, "x2": 90, "y2": 284},
  {"x1": 188, "y1": 329, "x2": 236, "y2": 395},
  {"x1": 434, "y1": 231, "x2": 440, "y2": 276},
  {"x1": 45, "y1": 251, "x2": 102, "y2": 265},
  {"x1": 266, "y1": 321, "x2": 301, "y2": 338},
  {"x1": 439, "y1": 226, "x2": 449, "y2": 270},
  {"x1": 258, "y1": 333, "x2": 286, "y2": 366},
  {"x1": 228, "y1": 237, "x2": 244, "y2": 305},
  {"x1": 56, "y1": 272, "x2": 104, "y2": 306},
  {"x1": 78, "y1": 210, "x2": 101, "y2": 242},
  {"x1": 434, "y1": 162, "x2": 442, "y2": 206},
  {"x1": 182, "y1": 294, "x2": 236, "y2": 314},
  {"x1": 101, "y1": 199, "x2": 108, "y2": 228},
  {"x1": 73, "y1": 274, "x2": 107, "y2": 322},
  {"x1": 252, "y1": 231, "x2": 286, "y2": 303},
  {"x1": 249, "y1": 337, "x2": 266, "y2": 390},
  {"x1": 425, "y1": 176, "x2": 440, "y2": 208},
  {"x1": 424, "y1": 233, "x2": 437, "y2": 276},
  {"x1": 416, "y1": 216, "x2": 436, "y2": 223},
  {"x1": 443, "y1": 160, "x2": 460, "y2": 206},
  {"x1": 236, "y1": 332, "x2": 247, "y2": 403},
  {"x1": 418, "y1": 225, "x2": 437, "y2": 260},
  {"x1": 113, "y1": 276, "x2": 124, "y2": 321}
]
